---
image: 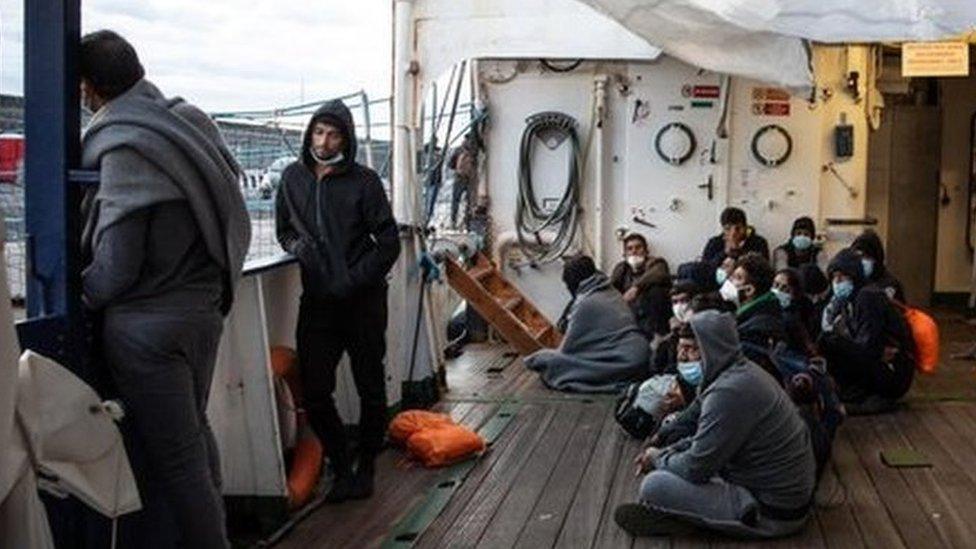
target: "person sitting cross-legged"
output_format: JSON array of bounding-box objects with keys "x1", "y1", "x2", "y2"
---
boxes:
[{"x1": 615, "y1": 310, "x2": 816, "y2": 539}]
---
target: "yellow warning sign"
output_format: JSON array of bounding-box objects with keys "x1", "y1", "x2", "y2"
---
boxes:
[{"x1": 902, "y1": 41, "x2": 969, "y2": 77}]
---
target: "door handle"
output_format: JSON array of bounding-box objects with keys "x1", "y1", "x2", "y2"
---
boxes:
[{"x1": 697, "y1": 175, "x2": 714, "y2": 201}]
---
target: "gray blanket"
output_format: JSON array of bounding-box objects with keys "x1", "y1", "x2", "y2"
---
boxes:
[
  {"x1": 80, "y1": 79, "x2": 250, "y2": 314},
  {"x1": 525, "y1": 273, "x2": 649, "y2": 393}
]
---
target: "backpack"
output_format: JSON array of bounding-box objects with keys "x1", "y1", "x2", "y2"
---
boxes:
[
  {"x1": 614, "y1": 375, "x2": 679, "y2": 439},
  {"x1": 741, "y1": 341, "x2": 845, "y2": 476},
  {"x1": 892, "y1": 301, "x2": 940, "y2": 374}
]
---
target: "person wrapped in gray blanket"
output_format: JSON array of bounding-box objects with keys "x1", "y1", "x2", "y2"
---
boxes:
[
  {"x1": 79, "y1": 31, "x2": 250, "y2": 549},
  {"x1": 615, "y1": 310, "x2": 815, "y2": 539},
  {"x1": 525, "y1": 255, "x2": 649, "y2": 393}
]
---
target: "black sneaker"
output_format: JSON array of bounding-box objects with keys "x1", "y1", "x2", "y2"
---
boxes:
[
  {"x1": 613, "y1": 503, "x2": 694, "y2": 537},
  {"x1": 348, "y1": 460, "x2": 375, "y2": 500},
  {"x1": 325, "y1": 475, "x2": 355, "y2": 504}
]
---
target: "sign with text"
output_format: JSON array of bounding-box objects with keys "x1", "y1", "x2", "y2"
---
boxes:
[{"x1": 902, "y1": 41, "x2": 969, "y2": 77}]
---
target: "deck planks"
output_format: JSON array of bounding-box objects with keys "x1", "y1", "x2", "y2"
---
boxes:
[{"x1": 269, "y1": 337, "x2": 976, "y2": 549}]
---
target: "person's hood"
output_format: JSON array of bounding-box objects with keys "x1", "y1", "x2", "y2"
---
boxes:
[
  {"x1": 301, "y1": 99, "x2": 357, "y2": 171},
  {"x1": 576, "y1": 271, "x2": 612, "y2": 298},
  {"x1": 799, "y1": 263, "x2": 828, "y2": 295},
  {"x1": 677, "y1": 260, "x2": 718, "y2": 292},
  {"x1": 852, "y1": 230, "x2": 885, "y2": 265},
  {"x1": 791, "y1": 216, "x2": 816, "y2": 237},
  {"x1": 689, "y1": 310, "x2": 743, "y2": 388},
  {"x1": 827, "y1": 248, "x2": 866, "y2": 289}
]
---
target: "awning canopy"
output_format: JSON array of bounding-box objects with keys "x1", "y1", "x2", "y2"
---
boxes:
[{"x1": 412, "y1": 0, "x2": 976, "y2": 92}]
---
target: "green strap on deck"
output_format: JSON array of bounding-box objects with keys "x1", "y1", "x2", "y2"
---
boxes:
[{"x1": 381, "y1": 401, "x2": 521, "y2": 548}]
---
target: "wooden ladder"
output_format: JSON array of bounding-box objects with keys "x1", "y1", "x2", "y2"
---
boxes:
[{"x1": 444, "y1": 252, "x2": 562, "y2": 356}]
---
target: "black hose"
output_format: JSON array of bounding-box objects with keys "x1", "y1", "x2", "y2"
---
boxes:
[{"x1": 515, "y1": 111, "x2": 582, "y2": 264}]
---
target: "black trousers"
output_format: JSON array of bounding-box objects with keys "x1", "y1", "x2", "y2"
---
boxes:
[{"x1": 297, "y1": 289, "x2": 389, "y2": 474}]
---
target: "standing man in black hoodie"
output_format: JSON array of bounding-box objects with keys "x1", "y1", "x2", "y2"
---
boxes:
[{"x1": 275, "y1": 100, "x2": 401, "y2": 502}]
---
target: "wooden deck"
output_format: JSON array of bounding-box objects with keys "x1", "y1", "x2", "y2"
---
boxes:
[{"x1": 274, "y1": 311, "x2": 976, "y2": 548}]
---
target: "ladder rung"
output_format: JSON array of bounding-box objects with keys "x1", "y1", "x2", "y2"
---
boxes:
[
  {"x1": 533, "y1": 325, "x2": 553, "y2": 341},
  {"x1": 468, "y1": 266, "x2": 494, "y2": 283},
  {"x1": 502, "y1": 296, "x2": 523, "y2": 311}
]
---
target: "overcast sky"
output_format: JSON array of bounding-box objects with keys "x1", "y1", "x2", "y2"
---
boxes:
[{"x1": 0, "y1": 0, "x2": 392, "y2": 113}]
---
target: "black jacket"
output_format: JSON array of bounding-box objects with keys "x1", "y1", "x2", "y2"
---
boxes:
[
  {"x1": 820, "y1": 249, "x2": 915, "y2": 398},
  {"x1": 275, "y1": 100, "x2": 401, "y2": 301},
  {"x1": 852, "y1": 231, "x2": 905, "y2": 303},
  {"x1": 701, "y1": 229, "x2": 769, "y2": 268}
]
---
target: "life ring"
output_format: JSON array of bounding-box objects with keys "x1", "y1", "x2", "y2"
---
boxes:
[
  {"x1": 270, "y1": 346, "x2": 324, "y2": 510},
  {"x1": 654, "y1": 122, "x2": 697, "y2": 166},
  {"x1": 751, "y1": 124, "x2": 793, "y2": 167}
]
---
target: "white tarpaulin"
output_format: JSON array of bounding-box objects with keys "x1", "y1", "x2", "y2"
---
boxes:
[
  {"x1": 580, "y1": 0, "x2": 976, "y2": 90},
  {"x1": 413, "y1": 0, "x2": 662, "y2": 92},
  {"x1": 412, "y1": 0, "x2": 976, "y2": 92}
]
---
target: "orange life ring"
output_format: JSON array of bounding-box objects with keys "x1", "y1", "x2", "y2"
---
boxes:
[{"x1": 270, "y1": 345, "x2": 324, "y2": 509}]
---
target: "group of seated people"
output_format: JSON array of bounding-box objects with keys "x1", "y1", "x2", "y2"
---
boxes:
[{"x1": 524, "y1": 207, "x2": 918, "y2": 539}]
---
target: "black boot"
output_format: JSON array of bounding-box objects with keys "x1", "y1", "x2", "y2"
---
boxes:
[
  {"x1": 348, "y1": 456, "x2": 375, "y2": 500},
  {"x1": 325, "y1": 451, "x2": 354, "y2": 504},
  {"x1": 613, "y1": 503, "x2": 695, "y2": 537}
]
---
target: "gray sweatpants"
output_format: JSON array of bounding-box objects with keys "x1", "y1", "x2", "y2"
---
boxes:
[
  {"x1": 639, "y1": 470, "x2": 808, "y2": 539},
  {"x1": 104, "y1": 309, "x2": 228, "y2": 549}
]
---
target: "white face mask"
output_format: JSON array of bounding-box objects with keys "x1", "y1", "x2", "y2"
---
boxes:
[
  {"x1": 625, "y1": 255, "x2": 645, "y2": 270},
  {"x1": 310, "y1": 148, "x2": 345, "y2": 167},
  {"x1": 672, "y1": 302, "x2": 692, "y2": 322},
  {"x1": 719, "y1": 279, "x2": 739, "y2": 305}
]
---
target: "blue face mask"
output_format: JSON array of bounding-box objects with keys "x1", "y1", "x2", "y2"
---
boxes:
[
  {"x1": 772, "y1": 288, "x2": 792, "y2": 309},
  {"x1": 677, "y1": 360, "x2": 704, "y2": 386},
  {"x1": 861, "y1": 258, "x2": 875, "y2": 278},
  {"x1": 791, "y1": 235, "x2": 813, "y2": 251},
  {"x1": 833, "y1": 279, "x2": 855, "y2": 300},
  {"x1": 715, "y1": 268, "x2": 728, "y2": 286}
]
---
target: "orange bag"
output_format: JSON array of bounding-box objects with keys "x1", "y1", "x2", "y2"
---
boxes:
[
  {"x1": 388, "y1": 410, "x2": 454, "y2": 445},
  {"x1": 406, "y1": 425, "x2": 486, "y2": 467},
  {"x1": 901, "y1": 306, "x2": 940, "y2": 374}
]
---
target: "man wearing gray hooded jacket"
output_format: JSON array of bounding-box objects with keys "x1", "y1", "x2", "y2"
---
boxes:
[
  {"x1": 616, "y1": 310, "x2": 815, "y2": 539},
  {"x1": 275, "y1": 99, "x2": 401, "y2": 503}
]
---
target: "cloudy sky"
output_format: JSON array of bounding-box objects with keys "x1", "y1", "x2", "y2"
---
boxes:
[{"x1": 1, "y1": 0, "x2": 392, "y2": 113}]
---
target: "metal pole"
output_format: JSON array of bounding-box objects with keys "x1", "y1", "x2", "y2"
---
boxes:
[
  {"x1": 24, "y1": 0, "x2": 81, "y2": 320},
  {"x1": 360, "y1": 90, "x2": 375, "y2": 169}
]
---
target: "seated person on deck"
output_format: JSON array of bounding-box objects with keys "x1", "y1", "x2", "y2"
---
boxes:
[
  {"x1": 773, "y1": 216, "x2": 825, "y2": 271},
  {"x1": 610, "y1": 233, "x2": 672, "y2": 340},
  {"x1": 701, "y1": 207, "x2": 770, "y2": 269},
  {"x1": 615, "y1": 310, "x2": 816, "y2": 539},
  {"x1": 851, "y1": 229, "x2": 905, "y2": 302},
  {"x1": 818, "y1": 248, "x2": 915, "y2": 415},
  {"x1": 525, "y1": 255, "x2": 649, "y2": 393}
]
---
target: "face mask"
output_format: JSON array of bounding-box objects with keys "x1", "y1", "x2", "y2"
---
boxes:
[
  {"x1": 677, "y1": 360, "x2": 704, "y2": 386},
  {"x1": 861, "y1": 258, "x2": 875, "y2": 278},
  {"x1": 715, "y1": 268, "x2": 728, "y2": 286},
  {"x1": 832, "y1": 279, "x2": 855, "y2": 300},
  {"x1": 672, "y1": 302, "x2": 691, "y2": 322},
  {"x1": 310, "y1": 148, "x2": 345, "y2": 167},
  {"x1": 719, "y1": 279, "x2": 739, "y2": 304},
  {"x1": 772, "y1": 288, "x2": 792, "y2": 309},
  {"x1": 626, "y1": 255, "x2": 645, "y2": 270},
  {"x1": 792, "y1": 235, "x2": 813, "y2": 251}
]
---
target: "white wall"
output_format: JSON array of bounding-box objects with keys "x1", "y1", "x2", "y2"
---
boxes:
[
  {"x1": 936, "y1": 76, "x2": 976, "y2": 293},
  {"x1": 478, "y1": 50, "x2": 872, "y2": 315}
]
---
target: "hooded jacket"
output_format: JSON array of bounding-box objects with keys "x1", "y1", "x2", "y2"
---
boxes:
[
  {"x1": 851, "y1": 231, "x2": 905, "y2": 302},
  {"x1": 655, "y1": 310, "x2": 816, "y2": 511},
  {"x1": 820, "y1": 248, "x2": 915, "y2": 399},
  {"x1": 275, "y1": 101, "x2": 401, "y2": 300}
]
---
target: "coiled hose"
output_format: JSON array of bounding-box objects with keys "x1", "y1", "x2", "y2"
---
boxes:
[{"x1": 515, "y1": 112, "x2": 582, "y2": 264}]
